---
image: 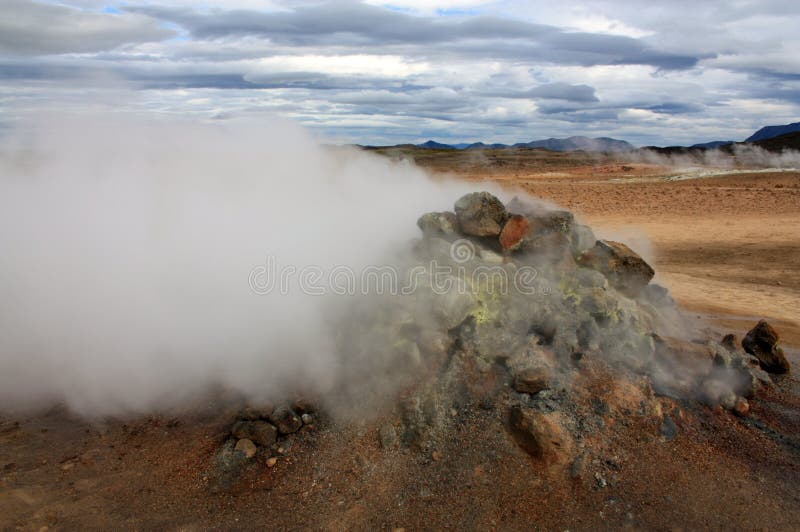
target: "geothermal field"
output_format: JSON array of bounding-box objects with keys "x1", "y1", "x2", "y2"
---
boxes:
[
  {"x1": 2, "y1": 1, "x2": 800, "y2": 530},
  {"x1": 0, "y1": 122, "x2": 798, "y2": 529}
]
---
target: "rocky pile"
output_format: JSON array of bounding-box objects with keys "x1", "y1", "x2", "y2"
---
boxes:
[{"x1": 217, "y1": 190, "x2": 788, "y2": 479}]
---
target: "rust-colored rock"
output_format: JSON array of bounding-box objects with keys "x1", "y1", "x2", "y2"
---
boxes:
[
  {"x1": 513, "y1": 366, "x2": 551, "y2": 395},
  {"x1": 742, "y1": 320, "x2": 790, "y2": 374},
  {"x1": 499, "y1": 214, "x2": 530, "y2": 251},
  {"x1": 508, "y1": 406, "x2": 572, "y2": 464}
]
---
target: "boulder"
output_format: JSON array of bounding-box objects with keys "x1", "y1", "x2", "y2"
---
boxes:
[
  {"x1": 269, "y1": 405, "x2": 303, "y2": 434},
  {"x1": 537, "y1": 210, "x2": 574, "y2": 235},
  {"x1": 454, "y1": 192, "x2": 508, "y2": 237},
  {"x1": 499, "y1": 214, "x2": 530, "y2": 251},
  {"x1": 742, "y1": 320, "x2": 790, "y2": 374},
  {"x1": 578, "y1": 240, "x2": 654, "y2": 296},
  {"x1": 417, "y1": 211, "x2": 459, "y2": 235}
]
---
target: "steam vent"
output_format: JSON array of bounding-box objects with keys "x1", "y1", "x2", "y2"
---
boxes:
[{"x1": 217, "y1": 191, "x2": 786, "y2": 499}]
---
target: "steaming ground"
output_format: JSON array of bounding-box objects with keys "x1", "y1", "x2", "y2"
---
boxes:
[{"x1": 0, "y1": 114, "x2": 481, "y2": 417}]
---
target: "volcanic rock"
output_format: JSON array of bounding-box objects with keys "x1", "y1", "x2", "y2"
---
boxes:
[
  {"x1": 270, "y1": 405, "x2": 303, "y2": 435},
  {"x1": 237, "y1": 404, "x2": 274, "y2": 421},
  {"x1": 417, "y1": 211, "x2": 459, "y2": 236},
  {"x1": 537, "y1": 210, "x2": 574, "y2": 234},
  {"x1": 234, "y1": 438, "x2": 257, "y2": 459},
  {"x1": 231, "y1": 420, "x2": 278, "y2": 447},
  {"x1": 513, "y1": 366, "x2": 552, "y2": 395},
  {"x1": 499, "y1": 214, "x2": 530, "y2": 251},
  {"x1": 508, "y1": 406, "x2": 572, "y2": 464},
  {"x1": 578, "y1": 240, "x2": 654, "y2": 296},
  {"x1": 742, "y1": 320, "x2": 790, "y2": 373},
  {"x1": 378, "y1": 424, "x2": 399, "y2": 449},
  {"x1": 454, "y1": 192, "x2": 508, "y2": 237},
  {"x1": 569, "y1": 223, "x2": 596, "y2": 255},
  {"x1": 659, "y1": 415, "x2": 678, "y2": 442},
  {"x1": 720, "y1": 333, "x2": 739, "y2": 352}
]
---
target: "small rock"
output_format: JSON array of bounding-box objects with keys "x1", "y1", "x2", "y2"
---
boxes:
[
  {"x1": 231, "y1": 420, "x2": 278, "y2": 447},
  {"x1": 508, "y1": 406, "x2": 572, "y2": 464},
  {"x1": 234, "y1": 438, "x2": 257, "y2": 459},
  {"x1": 720, "y1": 333, "x2": 738, "y2": 352},
  {"x1": 432, "y1": 450, "x2": 442, "y2": 461},
  {"x1": 301, "y1": 413, "x2": 313, "y2": 425},
  {"x1": 417, "y1": 211, "x2": 459, "y2": 235},
  {"x1": 454, "y1": 191, "x2": 508, "y2": 237},
  {"x1": 292, "y1": 398, "x2": 315, "y2": 415},
  {"x1": 270, "y1": 405, "x2": 303, "y2": 435},
  {"x1": 513, "y1": 366, "x2": 551, "y2": 395},
  {"x1": 378, "y1": 424, "x2": 398, "y2": 449},
  {"x1": 733, "y1": 397, "x2": 750, "y2": 417},
  {"x1": 659, "y1": 415, "x2": 678, "y2": 442},
  {"x1": 266, "y1": 457, "x2": 278, "y2": 468},
  {"x1": 742, "y1": 320, "x2": 790, "y2": 374},
  {"x1": 237, "y1": 403, "x2": 275, "y2": 420},
  {"x1": 594, "y1": 472, "x2": 608, "y2": 488}
]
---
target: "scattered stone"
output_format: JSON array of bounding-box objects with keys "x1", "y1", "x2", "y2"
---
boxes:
[
  {"x1": 594, "y1": 472, "x2": 608, "y2": 488},
  {"x1": 578, "y1": 240, "x2": 655, "y2": 296},
  {"x1": 270, "y1": 405, "x2": 303, "y2": 435},
  {"x1": 378, "y1": 424, "x2": 398, "y2": 449},
  {"x1": 231, "y1": 420, "x2": 278, "y2": 447},
  {"x1": 431, "y1": 450, "x2": 442, "y2": 461},
  {"x1": 292, "y1": 398, "x2": 315, "y2": 415},
  {"x1": 733, "y1": 397, "x2": 750, "y2": 417},
  {"x1": 508, "y1": 406, "x2": 572, "y2": 464},
  {"x1": 454, "y1": 191, "x2": 508, "y2": 237},
  {"x1": 742, "y1": 320, "x2": 790, "y2": 374},
  {"x1": 417, "y1": 211, "x2": 459, "y2": 235},
  {"x1": 301, "y1": 413, "x2": 313, "y2": 425},
  {"x1": 499, "y1": 214, "x2": 530, "y2": 251},
  {"x1": 658, "y1": 416, "x2": 678, "y2": 442},
  {"x1": 234, "y1": 438, "x2": 257, "y2": 459},
  {"x1": 513, "y1": 366, "x2": 551, "y2": 395},
  {"x1": 569, "y1": 455, "x2": 584, "y2": 479},
  {"x1": 266, "y1": 457, "x2": 278, "y2": 468},
  {"x1": 237, "y1": 404, "x2": 274, "y2": 421}
]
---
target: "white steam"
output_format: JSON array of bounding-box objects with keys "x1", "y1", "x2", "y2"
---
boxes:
[
  {"x1": 0, "y1": 113, "x2": 474, "y2": 417},
  {"x1": 629, "y1": 144, "x2": 800, "y2": 171}
]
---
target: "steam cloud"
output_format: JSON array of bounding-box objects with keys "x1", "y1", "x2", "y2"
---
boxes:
[{"x1": 0, "y1": 113, "x2": 475, "y2": 417}]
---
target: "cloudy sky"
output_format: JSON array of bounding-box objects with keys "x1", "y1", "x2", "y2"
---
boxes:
[{"x1": 1, "y1": 0, "x2": 799, "y2": 146}]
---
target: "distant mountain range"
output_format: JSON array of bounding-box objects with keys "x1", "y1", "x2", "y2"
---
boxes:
[
  {"x1": 366, "y1": 121, "x2": 800, "y2": 154},
  {"x1": 746, "y1": 122, "x2": 800, "y2": 143},
  {"x1": 412, "y1": 136, "x2": 635, "y2": 153}
]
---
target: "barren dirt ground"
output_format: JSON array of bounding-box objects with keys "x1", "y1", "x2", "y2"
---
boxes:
[{"x1": 2, "y1": 155, "x2": 800, "y2": 530}]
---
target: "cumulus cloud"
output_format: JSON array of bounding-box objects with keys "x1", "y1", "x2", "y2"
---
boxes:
[{"x1": 0, "y1": 0, "x2": 798, "y2": 145}]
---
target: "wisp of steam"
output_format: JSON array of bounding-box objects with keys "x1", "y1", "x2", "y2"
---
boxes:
[{"x1": 0, "y1": 113, "x2": 475, "y2": 417}]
